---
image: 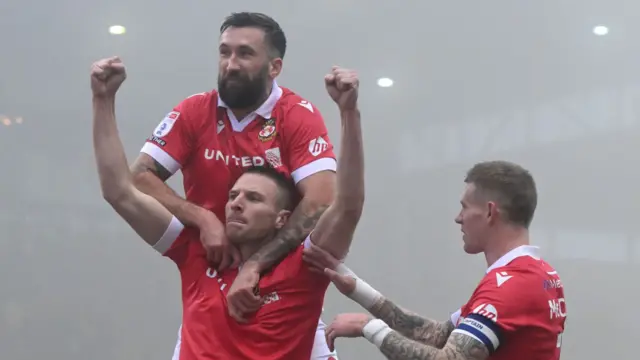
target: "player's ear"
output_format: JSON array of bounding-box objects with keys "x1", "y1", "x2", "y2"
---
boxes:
[
  {"x1": 268, "y1": 57, "x2": 283, "y2": 79},
  {"x1": 274, "y1": 209, "x2": 291, "y2": 229},
  {"x1": 486, "y1": 201, "x2": 498, "y2": 223}
]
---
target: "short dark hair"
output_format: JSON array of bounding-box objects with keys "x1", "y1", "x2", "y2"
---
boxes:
[
  {"x1": 465, "y1": 160, "x2": 537, "y2": 228},
  {"x1": 220, "y1": 12, "x2": 287, "y2": 59},
  {"x1": 244, "y1": 166, "x2": 297, "y2": 210}
]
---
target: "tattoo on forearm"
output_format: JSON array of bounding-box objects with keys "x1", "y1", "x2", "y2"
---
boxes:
[
  {"x1": 380, "y1": 331, "x2": 489, "y2": 360},
  {"x1": 371, "y1": 298, "x2": 454, "y2": 348},
  {"x1": 247, "y1": 204, "x2": 329, "y2": 272},
  {"x1": 131, "y1": 157, "x2": 172, "y2": 182}
]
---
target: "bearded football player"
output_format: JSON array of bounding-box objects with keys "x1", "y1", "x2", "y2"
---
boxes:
[{"x1": 91, "y1": 54, "x2": 364, "y2": 359}]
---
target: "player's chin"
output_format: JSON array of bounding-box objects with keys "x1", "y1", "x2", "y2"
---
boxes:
[
  {"x1": 226, "y1": 223, "x2": 246, "y2": 240},
  {"x1": 462, "y1": 241, "x2": 483, "y2": 255},
  {"x1": 221, "y1": 81, "x2": 246, "y2": 93}
]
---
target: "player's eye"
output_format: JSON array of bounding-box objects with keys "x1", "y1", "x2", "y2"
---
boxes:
[
  {"x1": 246, "y1": 193, "x2": 263, "y2": 202},
  {"x1": 236, "y1": 46, "x2": 255, "y2": 58}
]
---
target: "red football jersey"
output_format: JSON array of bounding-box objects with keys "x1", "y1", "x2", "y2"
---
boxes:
[
  {"x1": 451, "y1": 246, "x2": 566, "y2": 359},
  {"x1": 154, "y1": 220, "x2": 330, "y2": 360},
  {"x1": 140, "y1": 82, "x2": 337, "y2": 359},
  {"x1": 141, "y1": 81, "x2": 336, "y2": 224}
]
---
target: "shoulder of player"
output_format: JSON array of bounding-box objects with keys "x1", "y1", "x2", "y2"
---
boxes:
[
  {"x1": 480, "y1": 264, "x2": 544, "y2": 291},
  {"x1": 177, "y1": 90, "x2": 215, "y2": 113},
  {"x1": 276, "y1": 88, "x2": 321, "y2": 122},
  {"x1": 266, "y1": 245, "x2": 328, "y2": 287},
  {"x1": 165, "y1": 91, "x2": 215, "y2": 129}
]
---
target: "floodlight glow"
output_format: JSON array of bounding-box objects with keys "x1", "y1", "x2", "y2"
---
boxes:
[
  {"x1": 377, "y1": 77, "x2": 393, "y2": 87},
  {"x1": 593, "y1": 25, "x2": 608, "y2": 36},
  {"x1": 109, "y1": 25, "x2": 126, "y2": 35}
]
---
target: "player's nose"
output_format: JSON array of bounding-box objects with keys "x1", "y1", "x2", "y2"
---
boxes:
[
  {"x1": 230, "y1": 201, "x2": 243, "y2": 213},
  {"x1": 224, "y1": 55, "x2": 242, "y2": 72},
  {"x1": 228, "y1": 196, "x2": 244, "y2": 212}
]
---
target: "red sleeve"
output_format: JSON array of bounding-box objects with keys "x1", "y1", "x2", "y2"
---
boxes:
[
  {"x1": 453, "y1": 273, "x2": 534, "y2": 353},
  {"x1": 140, "y1": 94, "x2": 204, "y2": 174},
  {"x1": 281, "y1": 101, "x2": 337, "y2": 184}
]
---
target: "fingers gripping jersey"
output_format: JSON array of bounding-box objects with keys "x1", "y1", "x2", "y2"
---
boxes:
[{"x1": 451, "y1": 246, "x2": 566, "y2": 360}]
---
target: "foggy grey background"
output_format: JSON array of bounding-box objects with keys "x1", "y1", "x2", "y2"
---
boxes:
[{"x1": 1, "y1": 0, "x2": 638, "y2": 359}]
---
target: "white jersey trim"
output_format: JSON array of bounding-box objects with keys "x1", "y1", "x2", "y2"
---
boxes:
[
  {"x1": 450, "y1": 308, "x2": 462, "y2": 326},
  {"x1": 303, "y1": 235, "x2": 313, "y2": 249},
  {"x1": 311, "y1": 320, "x2": 339, "y2": 359},
  {"x1": 152, "y1": 216, "x2": 184, "y2": 255},
  {"x1": 291, "y1": 158, "x2": 337, "y2": 184},
  {"x1": 171, "y1": 325, "x2": 182, "y2": 360},
  {"x1": 140, "y1": 142, "x2": 182, "y2": 175}
]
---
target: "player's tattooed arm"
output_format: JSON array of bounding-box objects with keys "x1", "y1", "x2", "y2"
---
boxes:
[
  {"x1": 370, "y1": 298, "x2": 454, "y2": 348},
  {"x1": 130, "y1": 153, "x2": 209, "y2": 228},
  {"x1": 379, "y1": 331, "x2": 490, "y2": 360},
  {"x1": 244, "y1": 200, "x2": 330, "y2": 273},
  {"x1": 130, "y1": 154, "x2": 172, "y2": 182}
]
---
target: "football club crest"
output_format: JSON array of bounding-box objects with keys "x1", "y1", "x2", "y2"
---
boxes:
[{"x1": 258, "y1": 119, "x2": 276, "y2": 142}]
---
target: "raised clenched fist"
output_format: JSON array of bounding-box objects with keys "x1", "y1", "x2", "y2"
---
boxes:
[
  {"x1": 90, "y1": 56, "x2": 127, "y2": 98},
  {"x1": 324, "y1": 66, "x2": 359, "y2": 111}
]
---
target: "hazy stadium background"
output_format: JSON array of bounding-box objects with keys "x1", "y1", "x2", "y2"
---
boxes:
[{"x1": 1, "y1": 1, "x2": 638, "y2": 359}]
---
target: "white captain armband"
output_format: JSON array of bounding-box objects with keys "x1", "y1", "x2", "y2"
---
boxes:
[
  {"x1": 152, "y1": 216, "x2": 184, "y2": 255},
  {"x1": 452, "y1": 313, "x2": 502, "y2": 353}
]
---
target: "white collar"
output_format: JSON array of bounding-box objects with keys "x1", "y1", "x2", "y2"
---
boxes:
[
  {"x1": 217, "y1": 79, "x2": 282, "y2": 119},
  {"x1": 486, "y1": 245, "x2": 540, "y2": 273}
]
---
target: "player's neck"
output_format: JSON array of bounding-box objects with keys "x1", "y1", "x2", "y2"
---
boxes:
[
  {"x1": 237, "y1": 234, "x2": 275, "y2": 263},
  {"x1": 483, "y1": 226, "x2": 530, "y2": 269},
  {"x1": 229, "y1": 85, "x2": 273, "y2": 120}
]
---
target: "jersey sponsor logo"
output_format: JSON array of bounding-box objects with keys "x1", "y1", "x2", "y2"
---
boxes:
[
  {"x1": 548, "y1": 297, "x2": 567, "y2": 319},
  {"x1": 205, "y1": 268, "x2": 229, "y2": 291},
  {"x1": 154, "y1": 111, "x2": 180, "y2": 138},
  {"x1": 543, "y1": 278, "x2": 563, "y2": 289},
  {"x1": 204, "y1": 149, "x2": 266, "y2": 167},
  {"x1": 258, "y1": 119, "x2": 277, "y2": 142},
  {"x1": 495, "y1": 271, "x2": 512, "y2": 287},
  {"x1": 298, "y1": 100, "x2": 314, "y2": 113},
  {"x1": 309, "y1": 137, "x2": 329, "y2": 157},
  {"x1": 265, "y1": 147, "x2": 283, "y2": 167},
  {"x1": 148, "y1": 135, "x2": 166, "y2": 147},
  {"x1": 471, "y1": 304, "x2": 498, "y2": 322}
]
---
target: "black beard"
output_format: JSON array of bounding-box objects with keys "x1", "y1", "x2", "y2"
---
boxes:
[{"x1": 218, "y1": 68, "x2": 269, "y2": 109}]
